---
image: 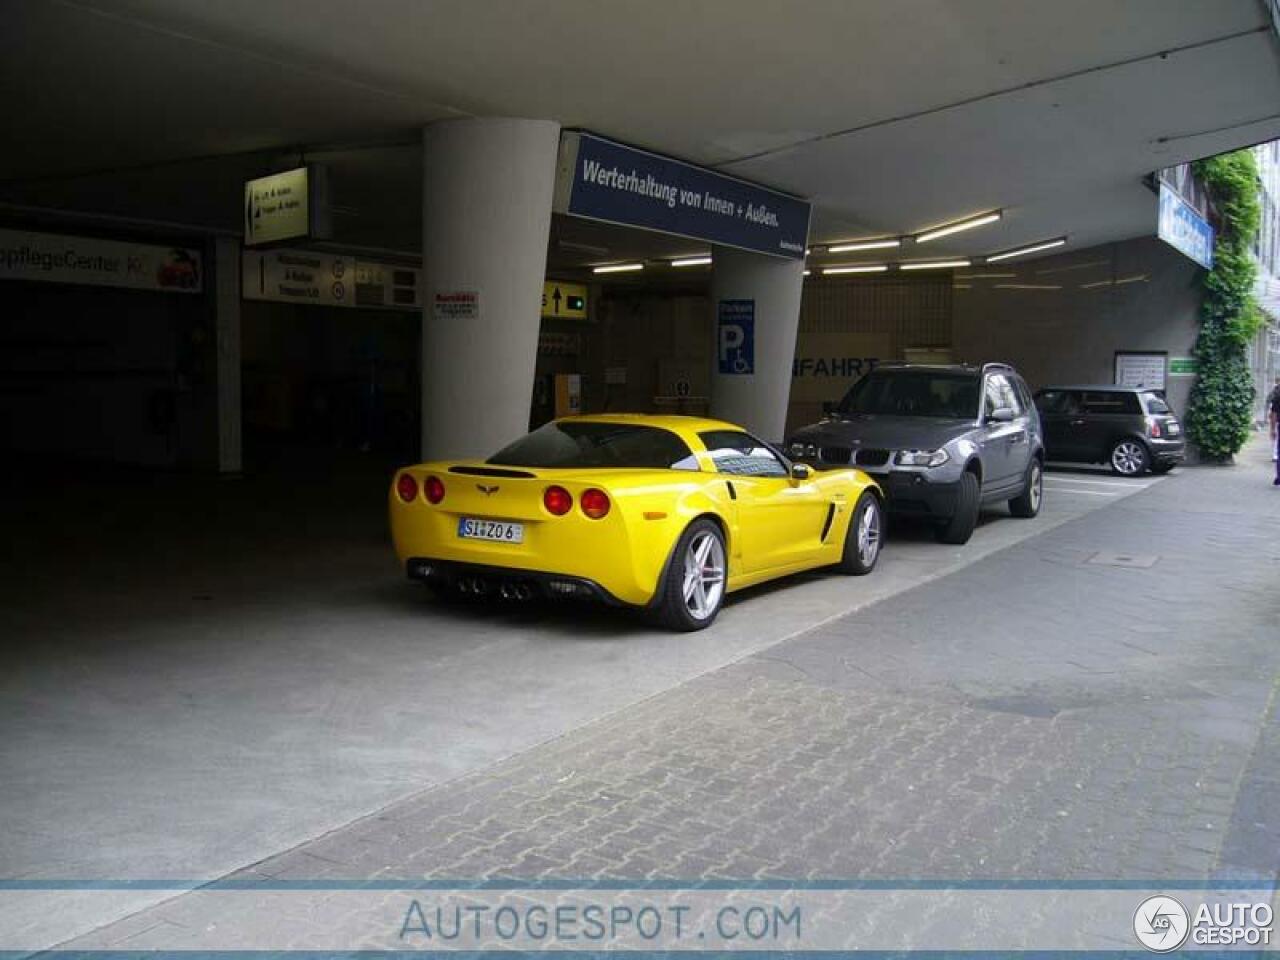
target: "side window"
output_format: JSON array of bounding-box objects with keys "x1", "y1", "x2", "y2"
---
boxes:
[
  {"x1": 1013, "y1": 377, "x2": 1034, "y2": 412},
  {"x1": 698, "y1": 430, "x2": 788, "y2": 478},
  {"x1": 1082, "y1": 391, "x2": 1128, "y2": 414},
  {"x1": 1142, "y1": 392, "x2": 1171, "y2": 415}
]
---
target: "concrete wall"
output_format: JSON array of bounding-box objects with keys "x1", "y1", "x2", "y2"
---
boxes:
[{"x1": 952, "y1": 236, "x2": 1203, "y2": 416}]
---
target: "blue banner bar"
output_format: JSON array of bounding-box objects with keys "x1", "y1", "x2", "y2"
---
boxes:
[{"x1": 555, "y1": 132, "x2": 810, "y2": 260}]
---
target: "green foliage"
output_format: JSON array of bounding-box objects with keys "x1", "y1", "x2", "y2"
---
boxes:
[{"x1": 1186, "y1": 150, "x2": 1263, "y2": 460}]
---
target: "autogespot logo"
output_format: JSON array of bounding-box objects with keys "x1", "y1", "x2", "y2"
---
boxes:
[{"x1": 1134, "y1": 895, "x2": 1190, "y2": 952}]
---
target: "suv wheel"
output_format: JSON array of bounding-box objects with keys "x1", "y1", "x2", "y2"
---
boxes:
[
  {"x1": 1110, "y1": 439, "x2": 1149, "y2": 476},
  {"x1": 1009, "y1": 458, "x2": 1043, "y2": 518},
  {"x1": 936, "y1": 470, "x2": 980, "y2": 545}
]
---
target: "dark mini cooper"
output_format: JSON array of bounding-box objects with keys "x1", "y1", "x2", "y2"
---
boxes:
[{"x1": 1033, "y1": 385, "x2": 1185, "y2": 475}]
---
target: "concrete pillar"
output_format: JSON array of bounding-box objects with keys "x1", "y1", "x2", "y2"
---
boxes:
[
  {"x1": 709, "y1": 245, "x2": 805, "y2": 442},
  {"x1": 421, "y1": 117, "x2": 560, "y2": 460},
  {"x1": 213, "y1": 235, "x2": 242, "y2": 473}
]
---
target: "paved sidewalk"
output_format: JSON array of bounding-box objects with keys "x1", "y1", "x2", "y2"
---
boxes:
[{"x1": 37, "y1": 437, "x2": 1280, "y2": 948}]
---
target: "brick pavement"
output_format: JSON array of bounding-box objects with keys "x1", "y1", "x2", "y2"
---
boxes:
[{"x1": 53, "y1": 438, "x2": 1280, "y2": 948}]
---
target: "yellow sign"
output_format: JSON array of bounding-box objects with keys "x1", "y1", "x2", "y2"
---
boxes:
[{"x1": 542, "y1": 280, "x2": 588, "y2": 319}]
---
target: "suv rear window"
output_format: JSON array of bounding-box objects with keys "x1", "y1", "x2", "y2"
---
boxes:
[
  {"x1": 488, "y1": 422, "x2": 698, "y2": 470},
  {"x1": 838, "y1": 371, "x2": 981, "y2": 419}
]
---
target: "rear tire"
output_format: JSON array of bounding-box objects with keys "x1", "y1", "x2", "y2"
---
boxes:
[
  {"x1": 653, "y1": 519, "x2": 727, "y2": 632},
  {"x1": 1110, "y1": 439, "x2": 1149, "y2": 476},
  {"x1": 936, "y1": 470, "x2": 980, "y2": 545},
  {"x1": 836, "y1": 491, "x2": 883, "y2": 575},
  {"x1": 1008, "y1": 457, "x2": 1043, "y2": 518}
]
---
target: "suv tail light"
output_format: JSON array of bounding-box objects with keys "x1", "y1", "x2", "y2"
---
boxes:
[
  {"x1": 580, "y1": 488, "x2": 611, "y2": 519},
  {"x1": 543, "y1": 485, "x2": 572, "y2": 516},
  {"x1": 424, "y1": 475, "x2": 446, "y2": 504},
  {"x1": 1146, "y1": 416, "x2": 1162, "y2": 438},
  {"x1": 396, "y1": 473, "x2": 418, "y2": 502}
]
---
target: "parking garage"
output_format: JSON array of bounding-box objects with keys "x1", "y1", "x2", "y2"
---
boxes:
[{"x1": 3, "y1": 1, "x2": 1280, "y2": 953}]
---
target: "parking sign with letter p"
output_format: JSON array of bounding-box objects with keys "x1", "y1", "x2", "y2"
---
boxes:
[{"x1": 717, "y1": 300, "x2": 755, "y2": 375}]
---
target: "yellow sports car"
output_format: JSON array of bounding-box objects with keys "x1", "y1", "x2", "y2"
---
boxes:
[{"x1": 390, "y1": 414, "x2": 883, "y2": 631}]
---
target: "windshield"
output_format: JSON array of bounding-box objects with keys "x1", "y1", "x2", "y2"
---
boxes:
[
  {"x1": 488, "y1": 422, "x2": 698, "y2": 470},
  {"x1": 838, "y1": 371, "x2": 980, "y2": 419}
]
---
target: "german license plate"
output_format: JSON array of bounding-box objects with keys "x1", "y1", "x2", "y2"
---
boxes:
[{"x1": 457, "y1": 517, "x2": 524, "y2": 544}]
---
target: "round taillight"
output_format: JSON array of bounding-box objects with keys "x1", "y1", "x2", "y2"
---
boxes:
[
  {"x1": 543, "y1": 485, "x2": 572, "y2": 516},
  {"x1": 424, "y1": 475, "x2": 445, "y2": 504},
  {"x1": 580, "y1": 488, "x2": 611, "y2": 519},
  {"x1": 396, "y1": 473, "x2": 418, "y2": 503}
]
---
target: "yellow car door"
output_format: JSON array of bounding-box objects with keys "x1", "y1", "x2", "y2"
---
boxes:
[{"x1": 696, "y1": 429, "x2": 830, "y2": 574}]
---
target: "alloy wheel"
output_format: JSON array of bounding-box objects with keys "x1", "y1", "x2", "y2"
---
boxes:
[
  {"x1": 1112, "y1": 442, "x2": 1145, "y2": 475},
  {"x1": 1029, "y1": 462, "x2": 1043, "y2": 510},
  {"x1": 681, "y1": 530, "x2": 726, "y2": 621},
  {"x1": 857, "y1": 500, "x2": 881, "y2": 566}
]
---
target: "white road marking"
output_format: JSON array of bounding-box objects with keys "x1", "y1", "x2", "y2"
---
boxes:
[
  {"x1": 1044, "y1": 487, "x2": 1118, "y2": 496},
  {"x1": 1044, "y1": 475, "x2": 1155, "y2": 488}
]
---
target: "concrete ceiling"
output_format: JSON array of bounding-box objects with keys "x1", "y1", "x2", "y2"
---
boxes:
[{"x1": 2, "y1": 0, "x2": 1279, "y2": 268}]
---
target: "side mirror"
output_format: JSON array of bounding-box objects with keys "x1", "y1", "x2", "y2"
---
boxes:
[
  {"x1": 988, "y1": 406, "x2": 1015, "y2": 423},
  {"x1": 791, "y1": 463, "x2": 813, "y2": 482}
]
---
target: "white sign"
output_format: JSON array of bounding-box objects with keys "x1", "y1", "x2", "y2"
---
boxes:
[
  {"x1": 1114, "y1": 352, "x2": 1167, "y2": 391},
  {"x1": 242, "y1": 248, "x2": 420, "y2": 310},
  {"x1": 0, "y1": 227, "x2": 202, "y2": 293},
  {"x1": 433, "y1": 290, "x2": 480, "y2": 321},
  {"x1": 245, "y1": 167, "x2": 313, "y2": 246}
]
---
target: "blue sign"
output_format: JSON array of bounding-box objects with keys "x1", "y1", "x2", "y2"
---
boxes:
[
  {"x1": 717, "y1": 300, "x2": 755, "y2": 375},
  {"x1": 1158, "y1": 182, "x2": 1214, "y2": 269},
  {"x1": 556, "y1": 132, "x2": 810, "y2": 260}
]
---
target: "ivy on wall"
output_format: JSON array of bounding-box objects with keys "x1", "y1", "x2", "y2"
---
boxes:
[{"x1": 1186, "y1": 150, "x2": 1263, "y2": 460}]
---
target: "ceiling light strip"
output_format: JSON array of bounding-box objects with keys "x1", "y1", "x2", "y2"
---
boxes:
[
  {"x1": 985, "y1": 238, "x2": 1067, "y2": 262},
  {"x1": 914, "y1": 211, "x2": 1001, "y2": 244},
  {"x1": 826, "y1": 238, "x2": 902, "y2": 253},
  {"x1": 592, "y1": 263, "x2": 644, "y2": 274},
  {"x1": 899, "y1": 259, "x2": 971, "y2": 271},
  {"x1": 670, "y1": 257, "x2": 712, "y2": 267},
  {"x1": 823, "y1": 264, "x2": 889, "y2": 275}
]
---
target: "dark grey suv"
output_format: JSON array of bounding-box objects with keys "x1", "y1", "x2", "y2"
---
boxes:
[
  {"x1": 787, "y1": 363, "x2": 1045, "y2": 544},
  {"x1": 1034, "y1": 385, "x2": 1185, "y2": 475}
]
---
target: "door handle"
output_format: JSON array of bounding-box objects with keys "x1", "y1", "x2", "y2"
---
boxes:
[{"x1": 1009, "y1": 430, "x2": 1026, "y2": 444}]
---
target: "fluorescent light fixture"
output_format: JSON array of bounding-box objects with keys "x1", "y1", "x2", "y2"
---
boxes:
[
  {"x1": 670, "y1": 257, "x2": 712, "y2": 267},
  {"x1": 823, "y1": 264, "x2": 889, "y2": 275},
  {"x1": 915, "y1": 211, "x2": 1002, "y2": 244},
  {"x1": 592, "y1": 263, "x2": 644, "y2": 274},
  {"x1": 985, "y1": 238, "x2": 1067, "y2": 262},
  {"x1": 900, "y1": 259, "x2": 971, "y2": 270},
  {"x1": 1080, "y1": 273, "x2": 1148, "y2": 290},
  {"x1": 803, "y1": 269, "x2": 811, "y2": 276},
  {"x1": 993, "y1": 283, "x2": 1062, "y2": 290},
  {"x1": 827, "y1": 238, "x2": 902, "y2": 253}
]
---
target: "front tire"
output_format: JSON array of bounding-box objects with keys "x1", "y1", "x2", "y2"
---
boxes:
[
  {"x1": 1110, "y1": 439, "x2": 1149, "y2": 476},
  {"x1": 1008, "y1": 457, "x2": 1043, "y2": 518},
  {"x1": 836, "y1": 491, "x2": 883, "y2": 575},
  {"x1": 936, "y1": 470, "x2": 980, "y2": 545},
  {"x1": 653, "y1": 519, "x2": 727, "y2": 632}
]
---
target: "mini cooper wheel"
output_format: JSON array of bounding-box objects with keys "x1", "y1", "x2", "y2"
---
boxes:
[
  {"x1": 654, "y1": 519, "x2": 727, "y2": 632},
  {"x1": 837, "y1": 491, "x2": 883, "y2": 575},
  {"x1": 1110, "y1": 439, "x2": 1149, "y2": 476},
  {"x1": 1009, "y1": 458, "x2": 1043, "y2": 518}
]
